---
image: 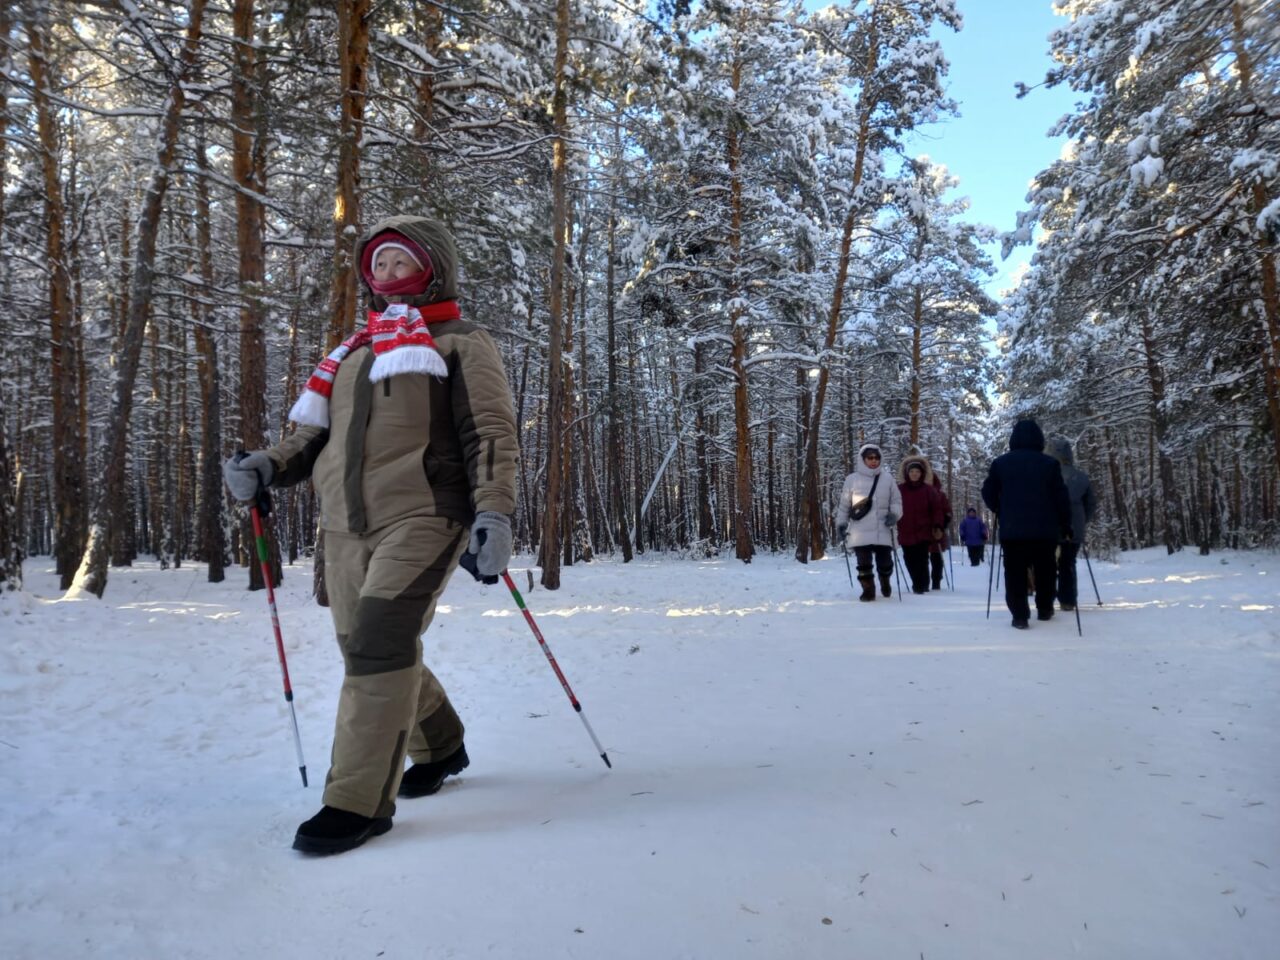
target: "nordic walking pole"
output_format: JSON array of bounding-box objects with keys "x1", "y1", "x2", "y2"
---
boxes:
[
  {"x1": 460, "y1": 543, "x2": 612, "y2": 769},
  {"x1": 889, "y1": 528, "x2": 904, "y2": 602},
  {"x1": 235, "y1": 452, "x2": 308, "y2": 788},
  {"x1": 1083, "y1": 545, "x2": 1103, "y2": 605},
  {"x1": 947, "y1": 541, "x2": 956, "y2": 591},
  {"x1": 986, "y1": 518, "x2": 1000, "y2": 619},
  {"x1": 841, "y1": 540, "x2": 855, "y2": 590}
]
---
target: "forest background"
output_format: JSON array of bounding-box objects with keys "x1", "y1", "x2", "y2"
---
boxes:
[{"x1": 0, "y1": 0, "x2": 1276, "y2": 599}]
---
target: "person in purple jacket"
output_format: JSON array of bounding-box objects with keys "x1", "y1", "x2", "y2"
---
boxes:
[{"x1": 958, "y1": 506, "x2": 989, "y2": 566}]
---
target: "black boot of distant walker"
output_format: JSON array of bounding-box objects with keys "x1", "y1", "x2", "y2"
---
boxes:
[
  {"x1": 292, "y1": 805, "x2": 393, "y2": 855},
  {"x1": 858, "y1": 575, "x2": 876, "y2": 602},
  {"x1": 399, "y1": 744, "x2": 470, "y2": 798},
  {"x1": 1011, "y1": 617, "x2": 1029, "y2": 630},
  {"x1": 879, "y1": 574, "x2": 892, "y2": 598}
]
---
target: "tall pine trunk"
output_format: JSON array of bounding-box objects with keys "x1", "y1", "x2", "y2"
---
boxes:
[
  {"x1": 313, "y1": 0, "x2": 370, "y2": 604},
  {"x1": 1230, "y1": 1, "x2": 1280, "y2": 476},
  {"x1": 0, "y1": 3, "x2": 17, "y2": 589},
  {"x1": 0, "y1": 390, "x2": 21, "y2": 590},
  {"x1": 70, "y1": 0, "x2": 208, "y2": 597},
  {"x1": 193, "y1": 133, "x2": 225, "y2": 582},
  {"x1": 727, "y1": 45, "x2": 753, "y2": 563},
  {"x1": 1138, "y1": 310, "x2": 1184, "y2": 553},
  {"x1": 794, "y1": 7, "x2": 881, "y2": 563},
  {"x1": 908, "y1": 289, "x2": 924, "y2": 446},
  {"x1": 326, "y1": 0, "x2": 368, "y2": 351},
  {"x1": 605, "y1": 113, "x2": 632, "y2": 561},
  {"x1": 231, "y1": 0, "x2": 277, "y2": 591},
  {"x1": 28, "y1": 7, "x2": 84, "y2": 588},
  {"x1": 540, "y1": 0, "x2": 571, "y2": 589}
]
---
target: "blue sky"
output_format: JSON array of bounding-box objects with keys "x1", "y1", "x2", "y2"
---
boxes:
[{"x1": 906, "y1": 1, "x2": 1079, "y2": 298}]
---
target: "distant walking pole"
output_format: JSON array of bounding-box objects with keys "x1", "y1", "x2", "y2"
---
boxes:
[
  {"x1": 1082, "y1": 545, "x2": 1103, "y2": 605},
  {"x1": 890, "y1": 529, "x2": 904, "y2": 603},
  {"x1": 986, "y1": 518, "x2": 1000, "y2": 619}
]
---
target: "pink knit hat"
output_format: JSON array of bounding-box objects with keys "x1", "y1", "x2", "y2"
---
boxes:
[{"x1": 360, "y1": 230, "x2": 431, "y2": 284}]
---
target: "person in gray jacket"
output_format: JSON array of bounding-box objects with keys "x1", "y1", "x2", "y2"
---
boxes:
[{"x1": 1048, "y1": 438, "x2": 1097, "y2": 612}]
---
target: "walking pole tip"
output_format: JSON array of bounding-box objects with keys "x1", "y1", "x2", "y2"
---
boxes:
[{"x1": 300, "y1": 766, "x2": 309, "y2": 788}]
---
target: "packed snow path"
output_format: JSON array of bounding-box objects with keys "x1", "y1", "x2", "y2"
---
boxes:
[{"x1": 2, "y1": 548, "x2": 1277, "y2": 959}]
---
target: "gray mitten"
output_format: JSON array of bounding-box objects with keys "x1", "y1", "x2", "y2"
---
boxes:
[
  {"x1": 883, "y1": 512, "x2": 898, "y2": 527},
  {"x1": 223, "y1": 451, "x2": 274, "y2": 502},
  {"x1": 469, "y1": 511, "x2": 512, "y2": 577}
]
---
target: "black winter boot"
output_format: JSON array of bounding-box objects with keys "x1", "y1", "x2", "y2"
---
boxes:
[
  {"x1": 879, "y1": 574, "x2": 892, "y2": 598},
  {"x1": 293, "y1": 805, "x2": 393, "y2": 855},
  {"x1": 398, "y1": 743, "x2": 470, "y2": 798},
  {"x1": 857, "y1": 576, "x2": 876, "y2": 602}
]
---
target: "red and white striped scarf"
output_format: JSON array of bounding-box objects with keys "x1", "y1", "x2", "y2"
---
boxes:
[{"x1": 287, "y1": 301, "x2": 459, "y2": 428}]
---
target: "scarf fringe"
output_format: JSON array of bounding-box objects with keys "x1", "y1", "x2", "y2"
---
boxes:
[
  {"x1": 288, "y1": 389, "x2": 332, "y2": 428},
  {"x1": 370, "y1": 344, "x2": 447, "y2": 381},
  {"x1": 287, "y1": 303, "x2": 458, "y2": 426}
]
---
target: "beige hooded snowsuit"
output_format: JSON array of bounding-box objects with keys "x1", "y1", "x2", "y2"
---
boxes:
[{"x1": 264, "y1": 217, "x2": 518, "y2": 818}]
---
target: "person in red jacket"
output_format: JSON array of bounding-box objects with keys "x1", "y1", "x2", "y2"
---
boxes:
[
  {"x1": 896, "y1": 455, "x2": 945, "y2": 594},
  {"x1": 929, "y1": 470, "x2": 953, "y2": 590}
]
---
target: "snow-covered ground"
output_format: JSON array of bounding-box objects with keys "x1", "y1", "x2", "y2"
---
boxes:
[{"x1": 2, "y1": 546, "x2": 1277, "y2": 959}]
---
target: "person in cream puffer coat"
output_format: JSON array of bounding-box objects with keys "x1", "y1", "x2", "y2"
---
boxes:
[{"x1": 834, "y1": 443, "x2": 903, "y2": 601}]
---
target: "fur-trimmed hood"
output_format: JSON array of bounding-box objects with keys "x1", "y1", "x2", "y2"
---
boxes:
[{"x1": 898, "y1": 453, "x2": 936, "y2": 485}]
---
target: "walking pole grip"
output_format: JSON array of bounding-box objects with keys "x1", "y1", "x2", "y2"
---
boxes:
[
  {"x1": 458, "y1": 530, "x2": 499, "y2": 585},
  {"x1": 232, "y1": 449, "x2": 274, "y2": 518}
]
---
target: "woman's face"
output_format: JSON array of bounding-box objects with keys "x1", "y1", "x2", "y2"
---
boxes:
[
  {"x1": 908, "y1": 465, "x2": 923, "y2": 482},
  {"x1": 862, "y1": 451, "x2": 881, "y2": 468},
  {"x1": 373, "y1": 248, "x2": 424, "y2": 282}
]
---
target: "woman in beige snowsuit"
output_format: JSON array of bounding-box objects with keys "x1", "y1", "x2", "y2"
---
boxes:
[{"x1": 225, "y1": 217, "x2": 518, "y2": 854}]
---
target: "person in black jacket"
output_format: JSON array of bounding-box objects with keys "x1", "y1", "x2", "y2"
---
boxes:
[{"x1": 981, "y1": 419, "x2": 1071, "y2": 629}]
